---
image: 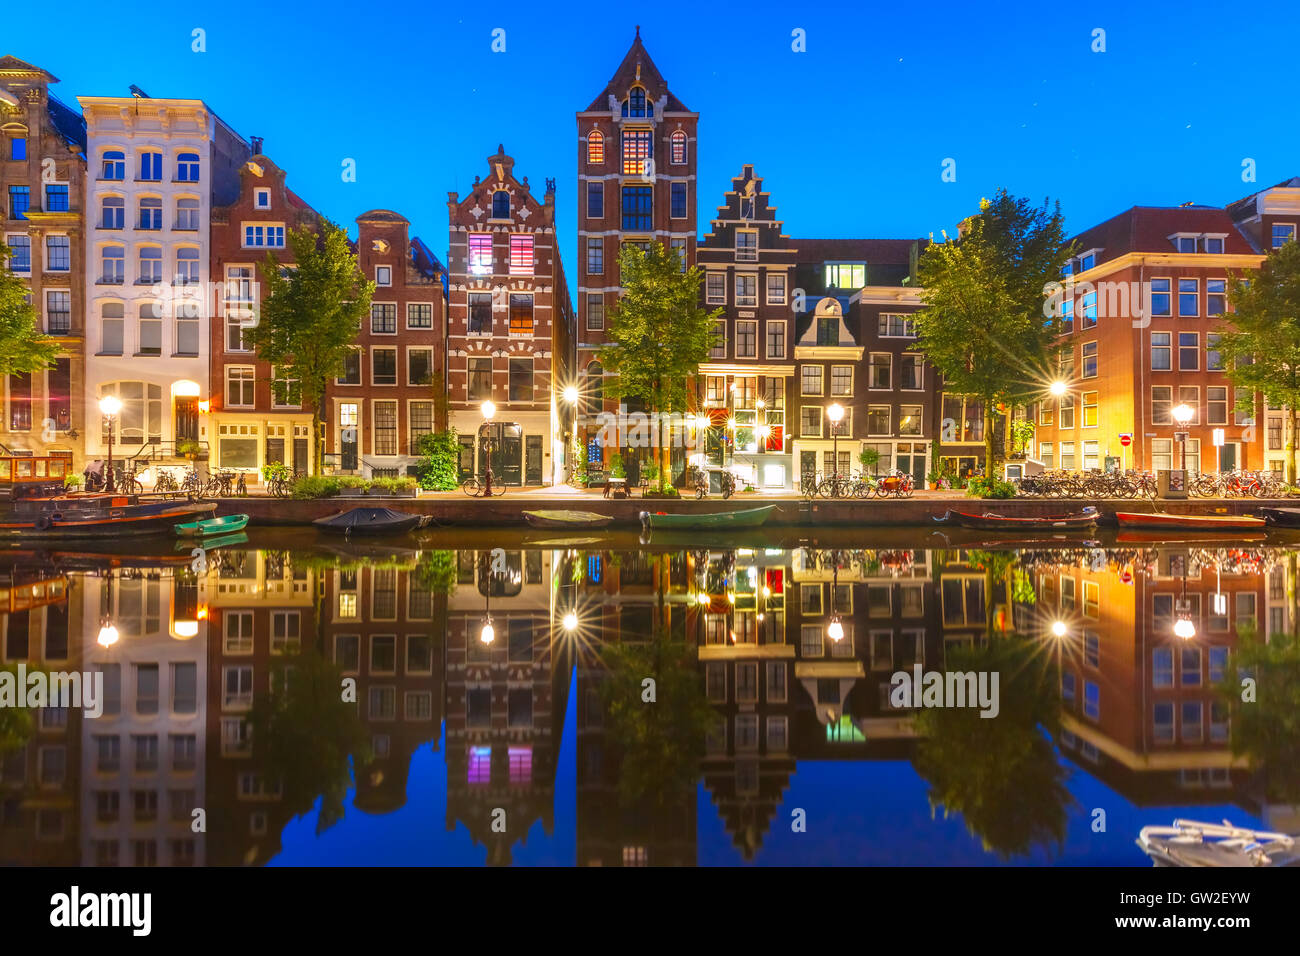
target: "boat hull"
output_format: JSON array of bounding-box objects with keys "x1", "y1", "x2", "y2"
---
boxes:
[
  {"x1": 1259, "y1": 507, "x2": 1300, "y2": 528},
  {"x1": 175, "y1": 514, "x2": 249, "y2": 537},
  {"x1": 522, "y1": 510, "x2": 615, "y2": 529},
  {"x1": 1115, "y1": 511, "x2": 1267, "y2": 532},
  {"x1": 640, "y1": 505, "x2": 775, "y2": 530},
  {"x1": 0, "y1": 499, "x2": 216, "y2": 539},
  {"x1": 313, "y1": 507, "x2": 424, "y2": 535},
  {"x1": 938, "y1": 509, "x2": 1098, "y2": 532}
]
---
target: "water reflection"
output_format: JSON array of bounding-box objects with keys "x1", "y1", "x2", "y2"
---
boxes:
[{"x1": 1, "y1": 529, "x2": 1297, "y2": 866}]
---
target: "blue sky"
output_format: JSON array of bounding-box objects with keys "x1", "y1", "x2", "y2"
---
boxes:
[{"x1": 11, "y1": 0, "x2": 1300, "y2": 268}]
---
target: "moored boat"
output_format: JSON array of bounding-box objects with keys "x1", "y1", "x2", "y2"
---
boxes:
[
  {"x1": 312, "y1": 507, "x2": 426, "y2": 535},
  {"x1": 1137, "y1": 819, "x2": 1298, "y2": 867},
  {"x1": 175, "y1": 513, "x2": 249, "y2": 537},
  {"x1": 522, "y1": 509, "x2": 615, "y2": 530},
  {"x1": 0, "y1": 494, "x2": 215, "y2": 539},
  {"x1": 1259, "y1": 506, "x2": 1300, "y2": 528},
  {"x1": 935, "y1": 507, "x2": 1098, "y2": 532},
  {"x1": 639, "y1": 505, "x2": 775, "y2": 531},
  {"x1": 1115, "y1": 511, "x2": 1266, "y2": 532}
]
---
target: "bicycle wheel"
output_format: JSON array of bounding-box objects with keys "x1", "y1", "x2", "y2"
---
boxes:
[
  {"x1": 491, "y1": 481, "x2": 507, "y2": 496},
  {"x1": 461, "y1": 477, "x2": 481, "y2": 497}
]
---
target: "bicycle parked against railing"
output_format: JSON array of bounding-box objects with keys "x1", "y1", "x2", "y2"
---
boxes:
[
  {"x1": 153, "y1": 469, "x2": 180, "y2": 498},
  {"x1": 872, "y1": 470, "x2": 916, "y2": 499},
  {"x1": 267, "y1": 470, "x2": 302, "y2": 498},
  {"x1": 689, "y1": 465, "x2": 709, "y2": 499},
  {"x1": 462, "y1": 473, "x2": 506, "y2": 497}
]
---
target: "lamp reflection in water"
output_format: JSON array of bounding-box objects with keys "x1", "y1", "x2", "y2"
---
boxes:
[{"x1": 97, "y1": 570, "x2": 119, "y2": 647}]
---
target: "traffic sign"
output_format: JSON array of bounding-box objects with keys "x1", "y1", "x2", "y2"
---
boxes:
[{"x1": 1119, "y1": 432, "x2": 1132, "y2": 447}]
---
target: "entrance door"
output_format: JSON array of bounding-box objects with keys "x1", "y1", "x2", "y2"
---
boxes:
[
  {"x1": 800, "y1": 450, "x2": 818, "y2": 481},
  {"x1": 483, "y1": 423, "x2": 523, "y2": 485},
  {"x1": 293, "y1": 426, "x2": 308, "y2": 473},
  {"x1": 175, "y1": 398, "x2": 198, "y2": 443},
  {"x1": 340, "y1": 403, "x2": 359, "y2": 471},
  {"x1": 1219, "y1": 442, "x2": 1238, "y2": 472},
  {"x1": 525, "y1": 435, "x2": 543, "y2": 485},
  {"x1": 896, "y1": 443, "x2": 926, "y2": 485}
]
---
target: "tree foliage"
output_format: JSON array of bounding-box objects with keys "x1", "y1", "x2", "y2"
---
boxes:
[
  {"x1": 0, "y1": 241, "x2": 59, "y2": 379},
  {"x1": 1219, "y1": 627, "x2": 1300, "y2": 803},
  {"x1": 915, "y1": 191, "x2": 1074, "y2": 474},
  {"x1": 1217, "y1": 240, "x2": 1300, "y2": 481},
  {"x1": 243, "y1": 222, "x2": 374, "y2": 473},
  {"x1": 416, "y1": 429, "x2": 460, "y2": 491}
]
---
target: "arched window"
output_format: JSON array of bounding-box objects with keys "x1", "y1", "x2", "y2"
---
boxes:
[
  {"x1": 100, "y1": 195, "x2": 124, "y2": 229},
  {"x1": 492, "y1": 190, "x2": 510, "y2": 219},
  {"x1": 587, "y1": 130, "x2": 604, "y2": 165},
  {"x1": 100, "y1": 244, "x2": 125, "y2": 284},
  {"x1": 138, "y1": 246, "x2": 163, "y2": 284},
  {"x1": 101, "y1": 150, "x2": 125, "y2": 180},
  {"x1": 99, "y1": 381, "x2": 163, "y2": 444},
  {"x1": 176, "y1": 152, "x2": 200, "y2": 182},
  {"x1": 622, "y1": 86, "x2": 648, "y2": 118},
  {"x1": 138, "y1": 196, "x2": 163, "y2": 230},
  {"x1": 138, "y1": 150, "x2": 162, "y2": 182},
  {"x1": 670, "y1": 130, "x2": 687, "y2": 165},
  {"x1": 175, "y1": 247, "x2": 200, "y2": 284},
  {"x1": 585, "y1": 362, "x2": 603, "y2": 416}
]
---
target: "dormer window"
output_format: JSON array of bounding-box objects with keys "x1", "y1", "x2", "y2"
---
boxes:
[
  {"x1": 254, "y1": 188, "x2": 271, "y2": 210},
  {"x1": 1204, "y1": 236, "x2": 1224, "y2": 254},
  {"x1": 491, "y1": 190, "x2": 510, "y2": 219},
  {"x1": 1079, "y1": 252, "x2": 1096, "y2": 270},
  {"x1": 1175, "y1": 236, "x2": 1197, "y2": 254},
  {"x1": 622, "y1": 86, "x2": 649, "y2": 118},
  {"x1": 824, "y1": 263, "x2": 865, "y2": 289}
]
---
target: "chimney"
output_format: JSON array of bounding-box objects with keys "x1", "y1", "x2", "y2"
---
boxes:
[{"x1": 250, "y1": 135, "x2": 264, "y2": 155}]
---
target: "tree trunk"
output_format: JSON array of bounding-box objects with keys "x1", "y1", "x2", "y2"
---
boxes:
[
  {"x1": 1289, "y1": 407, "x2": 1297, "y2": 485},
  {"x1": 312, "y1": 408, "x2": 323, "y2": 476},
  {"x1": 983, "y1": 401, "x2": 995, "y2": 480}
]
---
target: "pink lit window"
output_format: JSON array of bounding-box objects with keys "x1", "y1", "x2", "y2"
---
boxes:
[
  {"x1": 508, "y1": 746, "x2": 532, "y2": 784},
  {"x1": 509, "y1": 236, "x2": 534, "y2": 275},
  {"x1": 468, "y1": 234, "x2": 492, "y2": 275},
  {"x1": 468, "y1": 746, "x2": 491, "y2": 785}
]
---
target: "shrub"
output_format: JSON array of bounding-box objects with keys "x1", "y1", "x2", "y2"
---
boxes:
[
  {"x1": 417, "y1": 430, "x2": 460, "y2": 491},
  {"x1": 859, "y1": 447, "x2": 881, "y2": 475},
  {"x1": 609, "y1": 453, "x2": 626, "y2": 479},
  {"x1": 261, "y1": 462, "x2": 291, "y2": 484},
  {"x1": 337, "y1": 475, "x2": 368, "y2": 493},
  {"x1": 369, "y1": 476, "x2": 417, "y2": 494},
  {"x1": 965, "y1": 475, "x2": 1017, "y2": 499},
  {"x1": 290, "y1": 474, "x2": 341, "y2": 499},
  {"x1": 63, "y1": 473, "x2": 82, "y2": 489}
]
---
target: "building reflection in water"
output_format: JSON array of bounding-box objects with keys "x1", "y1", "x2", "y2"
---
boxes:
[{"x1": 0, "y1": 536, "x2": 1295, "y2": 865}]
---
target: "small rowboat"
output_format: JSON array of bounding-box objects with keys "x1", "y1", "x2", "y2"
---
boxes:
[
  {"x1": 1258, "y1": 507, "x2": 1300, "y2": 528},
  {"x1": 1137, "y1": 819, "x2": 1298, "y2": 867},
  {"x1": 640, "y1": 505, "x2": 775, "y2": 531},
  {"x1": 522, "y1": 509, "x2": 615, "y2": 530},
  {"x1": 1115, "y1": 512, "x2": 1266, "y2": 532},
  {"x1": 935, "y1": 507, "x2": 1098, "y2": 532},
  {"x1": 174, "y1": 513, "x2": 248, "y2": 537},
  {"x1": 313, "y1": 507, "x2": 427, "y2": 535}
]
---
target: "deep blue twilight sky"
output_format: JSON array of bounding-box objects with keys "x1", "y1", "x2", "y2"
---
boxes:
[{"x1": 8, "y1": 0, "x2": 1300, "y2": 270}]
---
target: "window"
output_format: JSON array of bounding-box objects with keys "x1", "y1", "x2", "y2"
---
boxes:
[
  {"x1": 371, "y1": 303, "x2": 397, "y2": 334},
  {"x1": 373, "y1": 402, "x2": 397, "y2": 455},
  {"x1": 1082, "y1": 391, "x2": 1097, "y2": 428},
  {"x1": 6, "y1": 234, "x2": 30, "y2": 272},
  {"x1": 408, "y1": 348, "x2": 433, "y2": 386},
  {"x1": 1207, "y1": 386, "x2": 1228, "y2": 425},
  {"x1": 621, "y1": 186, "x2": 652, "y2": 231},
  {"x1": 1207, "y1": 279, "x2": 1225, "y2": 316},
  {"x1": 868, "y1": 405, "x2": 890, "y2": 435},
  {"x1": 586, "y1": 181, "x2": 603, "y2": 218},
  {"x1": 509, "y1": 293, "x2": 533, "y2": 335},
  {"x1": 1178, "y1": 332, "x2": 1198, "y2": 371},
  {"x1": 467, "y1": 292, "x2": 492, "y2": 334},
  {"x1": 509, "y1": 235, "x2": 534, "y2": 275},
  {"x1": 898, "y1": 352, "x2": 922, "y2": 389},
  {"x1": 254, "y1": 188, "x2": 270, "y2": 209},
  {"x1": 705, "y1": 272, "x2": 726, "y2": 304},
  {"x1": 1151, "y1": 332, "x2": 1171, "y2": 370},
  {"x1": 1082, "y1": 342, "x2": 1097, "y2": 378},
  {"x1": 45, "y1": 291, "x2": 71, "y2": 335},
  {"x1": 223, "y1": 666, "x2": 253, "y2": 710},
  {"x1": 468, "y1": 358, "x2": 492, "y2": 401},
  {"x1": 175, "y1": 247, "x2": 199, "y2": 284},
  {"x1": 225, "y1": 266, "x2": 254, "y2": 350},
  {"x1": 824, "y1": 263, "x2": 865, "y2": 288},
  {"x1": 1081, "y1": 291, "x2": 1097, "y2": 327},
  {"x1": 585, "y1": 294, "x2": 604, "y2": 332},
  {"x1": 878, "y1": 313, "x2": 914, "y2": 337},
  {"x1": 243, "y1": 224, "x2": 285, "y2": 248},
  {"x1": 226, "y1": 367, "x2": 255, "y2": 407},
  {"x1": 801, "y1": 365, "x2": 823, "y2": 396},
  {"x1": 869, "y1": 353, "x2": 891, "y2": 389},
  {"x1": 735, "y1": 230, "x2": 758, "y2": 262},
  {"x1": 372, "y1": 347, "x2": 397, "y2": 385},
  {"x1": 137, "y1": 247, "x2": 162, "y2": 284},
  {"x1": 467, "y1": 233, "x2": 492, "y2": 275},
  {"x1": 100, "y1": 302, "x2": 124, "y2": 354},
  {"x1": 1235, "y1": 387, "x2": 1254, "y2": 426},
  {"x1": 1175, "y1": 235, "x2": 1197, "y2": 254},
  {"x1": 1178, "y1": 278, "x2": 1198, "y2": 316},
  {"x1": 766, "y1": 273, "x2": 786, "y2": 305},
  {"x1": 95, "y1": 194, "x2": 124, "y2": 230},
  {"x1": 407, "y1": 302, "x2": 432, "y2": 329},
  {"x1": 621, "y1": 129, "x2": 651, "y2": 175},
  {"x1": 800, "y1": 406, "x2": 822, "y2": 437},
  {"x1": 7, "y1": 185, "x2": 29, "y2": 220},
  {"x1": 766, "y1": 321, "x2": 786, "y2": 359},
  {"x1": 509, "y1": 358, "x2": 533, "y2": 402},
  {"x1": 735, "y1": 274, "x2": 757, "y2": 307},
  {"x1": 1083, "y1": 681, "x2": 1100, "y2": 720},
  {"x1": 139, "y1": 151, "x2": 162, "y2": 181},
  {"x1": 670, "y1": 130, "x2": 687, "y2": 164},
  {"x1": 271, "y1": 366, "x2": 299, "y2": 406},
  {"x1": 1151, "y1": 385, "x2": 1172, "y2": 425},
  {"x1": 1059, "y1": 298, "x2": 1073, "y2": 329},
  {"x1": 491, "y1": 190, "x2": 510, "y2": 219},
  {"x1": 1152, "y1": 647, "x2": 1174, "y2": 687},
  {"x1": 136, "y1": 196, "x2": 162, "y2": 231},
  {"x1": 137, "y1": 302, "x2": 163, "y2": 355},
  {"x1": 98, "y1": 244, "x2": 124, "y2": 284},
  {"x1": 830, "y1": 365, "x2": 853, "y2": 396},
  {"x1": 1059, "y1": 394, "x2": 1075, "y2": 429},
  {"x1": 375, "y1": 266, "x2": 391, "y2": 287},
  {"x1": 101, "y1": 150, "x2": 125, "y2": 180},
  {"x1": 7, "y1": 373, "x2": 31, "y2": 431},
  {"x1": 1206, "y1": 332, "x2": 1223, "y2": 371},
  {"x1": 710, "y1": 320, "x2": 726, "y2": 358},
  {"x1": 1150, "y1": 278, "x2": 1171, "y2": 316},
  {"x1": 45, "y1": 235, "x2": 69, "y2": 272},
  {"x1": 735, "y1": 320, "x2": 757, "y2": 359},
  {"x1": 45, "y1": 184, "x2": 69, "y2": 212},
  {"x1": 586, "y1": 130, "x2": 604, "y2": 165},
  {"x1": 1272, "y1": 223, "x2": 1295, "y2": 249},
  {"x1": 670, "y1": 237, "x2": 687, "y2": 271},
  {"x1": 899, "y1": 405, "x2": 923, "y2": 436},
  {"x1": 586, "y1": 237, "x2": 603, "y2": 275},
  {"x1": 176, "y1": 152, "x2": 200, "y2": 182},
  {"x1": 670, "y1": 182, "x2": 687, "y2": 219},
  {"x1": 409, "y1": 402, "x2": 433, "y2": 447}
]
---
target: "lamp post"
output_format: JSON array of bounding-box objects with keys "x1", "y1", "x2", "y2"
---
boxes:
[
  {"x1": 1172, "y1": 403, "x2": 1194, "y2": 471},
  {"x1": 827, "y1": 402, "x2": 845, "y2": 496},
  {"x1": 561, "y1": 386, "x2": 580, "y2": 481},
  {"x1": 99, "y1": 395, "x2": 122, "y2": 494},
  {"x1": 480, "y1": 400, "x2": 496, "y2": 497}
]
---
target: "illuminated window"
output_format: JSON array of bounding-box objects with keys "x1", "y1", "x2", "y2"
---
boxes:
[
  {"x1": 670, "y1": 130, "x2": 687, "y2": 164},
  {"x1": 622, "y1": 86, "x2": 649, "y2": 118},
  {"x1": 468, "y1": 234, "x2": 492, "y2": 275},
  {"x1": 508, "y1": 746, "x2": 532, "y2": 783},
  {"x1": 587, "y1": 130, "x2": 604, "y2": 165},
  {"x1": 509, "y1": 235, "x2": 534, "y2": 275},
  {"x1": 622, "y1": 129, "x2": 651, "y2": 175},
  {"x1": 468, "y1": 746, "x2": 491, "y2": 785}
]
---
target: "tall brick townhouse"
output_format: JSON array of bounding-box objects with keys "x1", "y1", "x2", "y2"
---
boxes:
[
  {"x1": 575, "y1": 28, "x2": 698, "y2": 481},
  {"x1": 1032, "y1": 183, "x2": 1300, "y2": 478},
  {"x1": 1, "y1": 56, "x2": 87, "y2": 468}
]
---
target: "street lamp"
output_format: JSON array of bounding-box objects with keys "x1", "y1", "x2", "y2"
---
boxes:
[
  {"x1": 1051, "y1": 619, "x2": 1068, "y2": 638},
  {"x1": 480, "y1": 400, "x2": 496, "y2": 496},
  {"x1": 1049, "y1": 380, "x2": 1067, "y2": 398},
  {"x1": 562, "y1": 386, "x2": 579, "y2": 405},
  {"x1": 562, "y1": 611, "x2": 578, "y2": 632},
  {"x1": 99, "y1": 395, "x2": 123, "y2": 493},
  {"x1": 1172, "y1": 403, "x2": 1194, "y2": 471},
  {"x1": 827, "y1": 403, "x2": 845, "y2": 493}
]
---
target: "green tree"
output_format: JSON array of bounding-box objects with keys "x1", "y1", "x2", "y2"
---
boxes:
[
  {"x1": 915, "y1": 191, "x2": 1074, "y2": 476},
  {"x1": 244, "y1": 223, "x2": 374, "y2": 474},
  {"x1": 0, "y1": 241, "x2": 59, "y2": 378},
  {"x1": 1216, "y1": 240, "x2": 1300, "y2": 482},
  {"x1": 1219, "y1": 627, "x2": 1300, "y2": 803},
  {"x1": 597, "y1": 242, "x2": 722, "y2": 491},
  {"x1": 416, "y1": 429, "x2": 460, "y2": 490}
]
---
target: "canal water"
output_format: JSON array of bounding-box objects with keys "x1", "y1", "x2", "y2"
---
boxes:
[{"x1": 2, "y1": 526, "x2": 1296, "y2": 866}]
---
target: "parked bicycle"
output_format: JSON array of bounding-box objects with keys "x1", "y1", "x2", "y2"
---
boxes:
[
  {"x1": 153, "y1": 469, "x2": 180, "y2": 499},
  {"x1": 872, "y1": 470, "x2": 915, "y2": 499},
  {"x1": 718, "y1": 470, "x2": 736, "y2": 500},
  {"x1": 689, "y1": 465, "x2": 709, "y2": 499},
  {"x1": 267, "y1": 470, "x2": 302, "y2": 498},
  {"x1": 462, "y1": 474, "x2": 506, "y2": 497}
]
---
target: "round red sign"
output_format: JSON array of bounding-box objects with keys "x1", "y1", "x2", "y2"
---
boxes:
[{"x1": 1119, "y1": 433, "x2": 1133, "y2": 447}]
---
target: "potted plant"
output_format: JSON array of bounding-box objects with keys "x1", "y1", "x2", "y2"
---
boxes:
[
  {"x1": 926, "y1": 466, "x2": 944, "y2": 491},
  {"x1": 176, "y1": 438, "x2": 201, "y2": 462},
  {"x1": 63, "y1": 473, "x2": 83, "y2": 492}
]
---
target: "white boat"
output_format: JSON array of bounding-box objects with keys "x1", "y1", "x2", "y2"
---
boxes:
[{"x1": 1137, "y1": 819, "x2": 1299, "y2": 867}]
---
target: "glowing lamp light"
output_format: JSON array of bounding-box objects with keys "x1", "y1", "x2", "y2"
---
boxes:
[
  {"x1": 1172, "y1": 403, "x2": 1194, "y2": 425},
  {"x1": 174, "y1": 620, "x2": 199, "y2": 639},
  {"x1": 727, "y1": 591, "x2": 736, "y2": 604},
  {"x1": 96, "y1": 624, "x2": 119, "y2": 648},
  {"x1": 198, "y1": 400, "x2": 211, "y2": 414},
  {"x1": 98, "y1": 395, "x2": 122, "y2": 417},
  {"x1": 480, "y1": 400, "x2": 496, "y2": 421},
  {"x1": 1214, "y1": 593, "x2": 1227, "y2": 617},
  {"x1": 562, "y1": 611, "x2": 578, "y2": 632},
  {"x1": 1174, "y1": 617, "x2": 1197, "y2": 640},
  {"x1": 827, "y1": 403, "x2": 845, "y2": 424},
  {"x1": 562, "y1": 386, "x2": 580, "y2": 404},
  {"x1": 697, "y1": 592, "x2": 710, "y2": 606},
  {"x1": 196, "y1": 605, "x2": 209, "y2": 620},
  {"x1": 695, "y1": 415, "x2": 710, "y2": 431},
  {"x1": 1049, "y1": 380, "x2": 1067, "y2": 397},
  {"x1": 479, "y1": 619, "x2": 496, "y2": 645},
  {"x1": 827, "y1": 616, "x2": 845, "y2": 642},
  {"x1": 756, "y1": 399, "x2": 766, "y2": 410},
  {"x1": 1051, "y1": 620, "x2": 1068, "y2": 638},
  {"x1": 727, "y1": 418, "x2": 738, "y2": 431}
]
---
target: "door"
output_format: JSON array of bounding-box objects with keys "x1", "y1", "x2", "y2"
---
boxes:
[
  {"x1": 525, "y1": 435, "x2": 543, "y2": 485},
  {"x1": 340, "y1": 403, "x2": 359, "y2": 471},
  {"x1": 265, "y1": 437, "x2": 285, "y2": 467},
  {"x1": 1219, "y1": 442, "x2": 1237, "y2": 472},
  {"x1": 800, "y1": 450, "x2": 817, "y2": 481},
  {"x1": 498, "y1": 425, "x2": 523, "y2": 485},
  {"x1": 896, "y1": 443, "x2": 926, "y2": 485},
  {"x1": 293, "y1": 431, "x2": 308, "y2": 473},
  {"x1": 174, "y1": 398, "x2": 198, "y2": 443}
]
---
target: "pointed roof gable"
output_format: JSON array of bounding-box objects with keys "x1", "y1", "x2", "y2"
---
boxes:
[
  {"x1": 0, "y1": 55, "x2": 57, "y2": 82},
  {"x1": 583, "y1": 27, "x2": 690, "y2": 113}
]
